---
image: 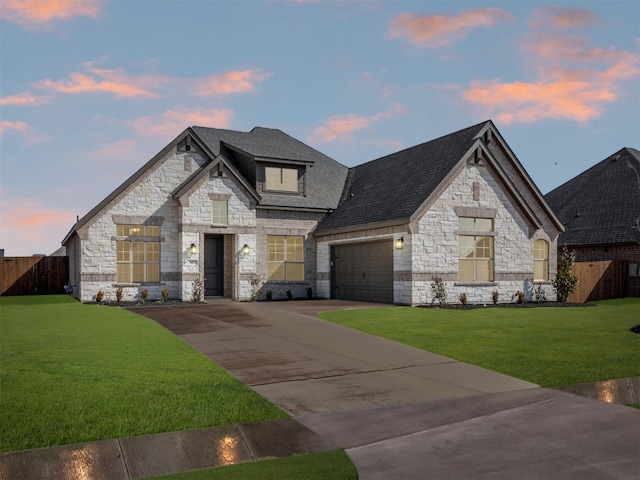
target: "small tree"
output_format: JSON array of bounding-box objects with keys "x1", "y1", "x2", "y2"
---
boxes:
[
  {"x1": 192, "y1": 279, "x2": 204, "y2": 303},
  {"x1": 552, "y1": 245, "x2": 579, "y2": 302},
  {"x1": 430, "y1": 277, "x2": 447, "y2": 306}
]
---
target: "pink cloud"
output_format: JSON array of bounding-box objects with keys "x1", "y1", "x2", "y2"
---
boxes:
[
  {"x1": 1, "y1": 0, "x2": 102, "y2": 28},
  {"x1": 460, "y1": 8, "x2": 640, "y2": 124},
  {"x1": 388, "y1": 8, "x2": 515, "y2": 48},
  {"x1": 530, "y1": 6, "x2": 598, "y2": 30},
  {"x1": 193, "y1": 70, "x2": 273, "y2": 96},
  {"x1": 0, "y1": 91, "x2": 51, "y2": 106},
  {"x1": 35, "y1": 63, "x2": 172, "y2": 99},
  {"x1": 309, "y1": 103, "x2": 406, "y2": 143},
  {"x1": 126, "y1": 108, "x2": 233, "y2": 140},
  {"x1": 0, "y1": 197, "x2": 75, "y2": 255},
  {"x1": 0, "y1": 120, "x2": 50, "y2": 143}
]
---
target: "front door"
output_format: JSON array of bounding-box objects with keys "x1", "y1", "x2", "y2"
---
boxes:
[{"x1": 204, "y1": 236, "x2": 224, "y2": 297}]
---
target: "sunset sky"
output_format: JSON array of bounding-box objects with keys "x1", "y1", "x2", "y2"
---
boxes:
[{"x1": 1, "y1": 0, "x2": 638, "y2": 256}]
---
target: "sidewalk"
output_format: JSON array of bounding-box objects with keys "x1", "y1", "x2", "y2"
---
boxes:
[{"x1": 0, "y1": 418, "x2": 337, "y2": 479}]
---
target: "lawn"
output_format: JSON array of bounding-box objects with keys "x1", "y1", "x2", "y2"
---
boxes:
[
  {"x1": 144, "y1": 450, "x2": 358, "y2": 480},
  {"x1": 0, "y1": 295, "x2": 287, "y2": 453},
  {"x1": 319, "y1": 298, "x2": 640, "y2": 387}
]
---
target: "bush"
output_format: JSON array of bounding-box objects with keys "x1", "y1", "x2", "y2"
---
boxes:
[
  {"x1": 95, "y1": 291, "x2": 104, "y2": 303},
  {"x1": 286, "y1": 290, "x2": 293, "y2": 300},
  {"x1": 534, "y1": 285, "x2": 547, "y2": 303},
  {"x1": 515, "y1": 291, "x2": 525, "y2": 304},
  {"x1": 192, "y1": 280, "x2": 203, "y2": 303},
  {"x1": 265, "y1": 290, "x2": 272, "y2": 301},
  {"x1": 430, "y1": 277, "x2": 447, "y2": 306},
  {"x1": 307, "y1": 287, "x2": 313, "y2": 299},
  {"x1": 553, "y1": 245, "x2": 579, "y2": 302},
  {"x1": 116, "y1": 287, "x2": 123, "y2": 302},
  {"x1": 459, "y1": 292, "x2": 468, "y2": 305},
  {"x1": 140, "y1": 289, "x2": 149, "y2": 304},
  {"x1": 492, "y1": 290, "x2": 499, "y2": 305},
  {"x1": 161, "y1": 288, "x2": 169, "y2": 302}
]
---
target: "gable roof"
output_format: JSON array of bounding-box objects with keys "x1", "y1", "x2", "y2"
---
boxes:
[
  {"x1": 191, "y1": 126, "x2": 348, "y2": 210},
  {"x1": 316, "y1": 122, "x2": 487, "y2": 233},
  {"x1": 316, "y1": 120, "x2": 563, "y2": 235},
  {"x1": 544, "y1": 147, "x2": 640, "y2": 246}
]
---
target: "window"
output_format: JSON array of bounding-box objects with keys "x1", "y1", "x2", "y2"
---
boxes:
[
  {"x1": 116, "y1": 225, "x2": 160, "y2": 283},
  {"x1": 212, "y1": 200, "x2": 228, "y2": 226},
  {"x1": 458, "y1": 217, "x2": 494, "y2": 282},
  {"x1": 265, "y1": 166, "x2": 298, "y2": 192},
  {"x1": 534, "y1": 239, "x2": 549, "y2": 281},
  {"x1": 267, "y1": 235, "x2": 304, "y2": 281}
]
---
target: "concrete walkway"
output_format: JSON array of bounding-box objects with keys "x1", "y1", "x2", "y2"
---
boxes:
[{"x1": 2, "y1": 300, "x2": 638, "y2": 479}]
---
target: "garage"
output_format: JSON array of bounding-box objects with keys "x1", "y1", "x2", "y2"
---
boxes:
[{"x1": 331, "y1": 240, "x2": 394, "y2": 303}]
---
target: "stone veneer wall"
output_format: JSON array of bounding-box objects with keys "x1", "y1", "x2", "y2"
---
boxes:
[
  {"x1": 76, "y1": 148, "x2": 206, "y2": 302},
  {"x1": 179, "y1": 168, "x2": 257, "y2": 301},
  {"x1": 255, "y1": 209, "x2": 325, "y2": 301},
  {"x1": 413, "y1": 161, "x2": 557, "y2": 305}
]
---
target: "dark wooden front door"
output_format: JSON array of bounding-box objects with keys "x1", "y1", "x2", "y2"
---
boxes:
[{"x1": 204, "y1": 236, "x2": 224, "y2": 297}]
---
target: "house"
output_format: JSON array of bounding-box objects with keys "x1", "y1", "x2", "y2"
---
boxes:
[
  {"x1": 62, "y1": 120, "x2": 563, "y2": 304},
  {"x1": 545, "y1": 148, "x2": 640, "y2": 298}
]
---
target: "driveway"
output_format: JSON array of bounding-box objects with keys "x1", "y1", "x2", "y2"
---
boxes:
[{"x1": 137, "y1": 300, "x2": 640, "y2": 479}]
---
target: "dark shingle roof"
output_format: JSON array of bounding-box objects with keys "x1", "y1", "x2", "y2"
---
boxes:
[
  {"x1": 544, "y1": 148, "x2": 640, "y2": 246},
  {"x1": 316, "y1": 121, "x2": 488, "y2": 232},
  {"x1": 191, "y1": 126, "x2": 348, "y2": 210}
]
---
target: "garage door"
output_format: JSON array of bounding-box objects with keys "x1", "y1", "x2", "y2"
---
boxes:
[{"x1": 331, "y1": 240, "x2": 393, "y2": 303}]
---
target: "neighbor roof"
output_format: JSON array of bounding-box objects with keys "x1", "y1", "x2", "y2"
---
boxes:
[
  {"x1": 545, "y1": 147, "x2": 640, "y2": 246},
  {"x1": 316, "y1": 121, "x2": 489, "y2": 233}
]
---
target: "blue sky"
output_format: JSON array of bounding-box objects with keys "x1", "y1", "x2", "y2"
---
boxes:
[{"x1": 1, "y1": 0, "x2": 638, "y2": 256}]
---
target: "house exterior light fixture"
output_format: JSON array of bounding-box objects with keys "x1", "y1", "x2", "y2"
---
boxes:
[
  {"x1": 395, "y1": 237, "x2": 404, "y2": 250},
  {"x1": 190, "y1": 243, "x2": 197, "y2": 255},
  {"x1": 242, "y1": 244, "x2": 250, "y2": 255}
]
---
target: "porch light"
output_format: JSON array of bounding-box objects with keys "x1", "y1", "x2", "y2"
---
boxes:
[
  {"x1": 395, "y1": 237, "x2": 404, "y2": 250},
  {"x1": 190, "y1": 243, "x2": 197, "y2": 255},
  {"x1": 242, "y1": 244, "x2": 250, "y2": 255}
]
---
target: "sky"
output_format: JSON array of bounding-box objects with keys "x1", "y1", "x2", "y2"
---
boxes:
[{"x1": 1, "y1": 0, "x2": 638, "y2": 256}]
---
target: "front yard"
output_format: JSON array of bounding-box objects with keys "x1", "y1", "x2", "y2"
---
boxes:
[
  {"x1": 319, "y1": 298, "x2": 640, "y2": 387},
  {"x1": 0, "y1": 295, "x2": 287, "y2": 453}
]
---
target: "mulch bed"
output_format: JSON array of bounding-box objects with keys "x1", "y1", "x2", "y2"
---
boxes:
[{"x1": 421, "y1": 302, "x2": 595, "y2": 309}]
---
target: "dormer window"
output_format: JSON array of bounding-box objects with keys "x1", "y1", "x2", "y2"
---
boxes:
[{"x1": 265, "y1": 166, "x2": 298, "y2": 192}]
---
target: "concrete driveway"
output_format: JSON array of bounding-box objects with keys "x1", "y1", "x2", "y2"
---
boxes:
[{"x1": 138, "y1": 300, "x2": 640, "y2": 480}]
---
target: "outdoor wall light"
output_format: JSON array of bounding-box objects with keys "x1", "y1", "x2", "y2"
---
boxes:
[
  {"x1": 190, "y1": 243, "x2": 197, "y2": 255},
  {"x1": 395, "y1": 237, "x2": 404, "y2": 250},
  {"x1": 242, "y1": 244, "x2": 250, "y2": 255}
]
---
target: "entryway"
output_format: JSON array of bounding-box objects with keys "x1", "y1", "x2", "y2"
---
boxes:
[{"x1": 204, "y1": 235, "x2": 224, "y2": 297}]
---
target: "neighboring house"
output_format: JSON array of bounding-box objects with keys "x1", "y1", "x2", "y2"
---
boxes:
[
  {"x1": 63, "y1": 120, "x2": 563, "y2": 304},
  {"x1": 545, "y1": 147, "x2": 640, "y2": 298}
]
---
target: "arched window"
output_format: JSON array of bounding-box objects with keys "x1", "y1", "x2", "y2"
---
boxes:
[{"x1": 534, "y1": 240, "x2": 549, "y2": 281}]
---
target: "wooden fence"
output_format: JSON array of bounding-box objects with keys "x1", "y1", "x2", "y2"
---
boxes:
[
  {"x1": 0, "y1": 257, "x2": 69, "y2": 296},
  {"x1": 567, "y1": 260, "x2": 628, "y2": 303}
]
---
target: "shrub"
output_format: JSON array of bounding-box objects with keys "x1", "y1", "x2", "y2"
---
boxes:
[
  {"x1": 249, "y1": 274, "x2": 261, "y2": 301},
  {"x1": 515, "y1": 291, "x2": 525, "y2": 304},
  {"x1": 192, "y1": 280, "x2": 203, "y2": 303},
  {"x1": 161, "y1": 288, "x2": 169, "y2": 302},
  {"x1": 116, "y1": 287, "x2": 123, "y2": 302},
  {"x1": 265, "y1": 290, "x2": 272, "y2": 301},
  {"x1": 286, "y1": 290, "x2": 293, "y2": 300},
  {"x1": 553, "y1": 245, "x2": 579, "y2": 302},
  {"x1": 459, "y1": 292, "x2": 468, "y2": 305},
  {"x1": 534, "y1": 285, "x2": 547, "y2": 303},
  {"x1": 307, "y1": 287, "x2": 313, "y2": 299},
  {"x1": 140, "y1": 289, "x2": 149, "y2": 305},
  {"x1": 95, "y1": 291, "x2": 104, "y2": 303},
  {"x1": 492, "y1": 290, "x2": 499, "y2": 305},
  {"x1": 430, "y1": 277, "x2": 447, "y2": 306}
]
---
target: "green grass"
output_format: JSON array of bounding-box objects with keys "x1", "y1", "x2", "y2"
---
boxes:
[
  {"x1": 0, "y1": 295, "x2": 286, "y2": 453},
  {"x1": 319, "y1": 298, "x2": 640, "y2": 387},
  {"x1": 144, "y1": 450, "x2": 358, "y2": 480}
]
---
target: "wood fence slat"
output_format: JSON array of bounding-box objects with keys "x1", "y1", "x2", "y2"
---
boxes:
[
  {"x1": 568, "y1": 260, "x2": 628, "y2": 303},
  {"x1": 0, "y1": 257, "x2": 69, "y2": 296}
]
